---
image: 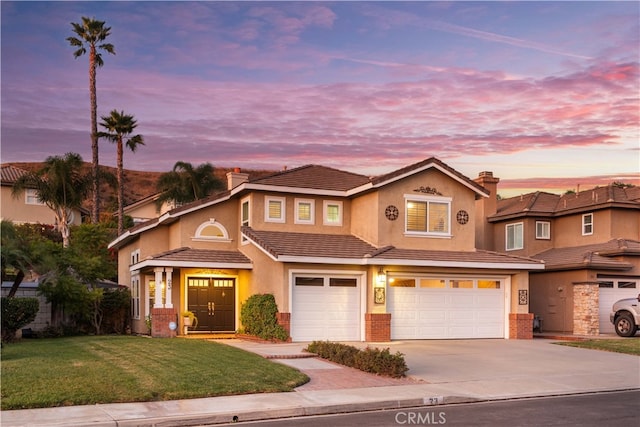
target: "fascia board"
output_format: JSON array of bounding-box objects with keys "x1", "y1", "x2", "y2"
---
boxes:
[
  {"x1": 277, "y1": 255, "x2": 370, "y2": 264},
  {"x1": 235, "y1": 183, "x2": 348, "y2": 197},
  {"x1": 373, "y1": 258, "x2": 545, "y2": 270},
  {"x1": 131, "y1": 259, "x2": 252, "y2": 271}
]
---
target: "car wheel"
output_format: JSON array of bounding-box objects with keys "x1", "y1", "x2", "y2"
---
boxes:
[{"x1": 614, "y1": 313, "x2": 637, "y2": 337}]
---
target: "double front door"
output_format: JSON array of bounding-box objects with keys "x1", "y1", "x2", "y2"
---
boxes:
[{"x1": 187, "y1": 277, "x2": 236, "y2": 332}]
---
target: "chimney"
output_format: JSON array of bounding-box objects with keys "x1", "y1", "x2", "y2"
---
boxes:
[
  {"x1": 226, "y1": 167, "x2": 249, "y2": 190},
  {"x1": 474, "y1": 171, "x2": 500, "y2": 251}
]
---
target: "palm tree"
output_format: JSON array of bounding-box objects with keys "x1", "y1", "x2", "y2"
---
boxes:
[
  {"x1": 67, "y1": 17, "x2": 115, "y2": 224},
  {"x1": 11, "y1": 153, "x2": 92, "y2": 248},
  {"x1": 156, "y1": 161, "x2": 224, "y2": 208},
  {"x1": 98, "y1": 110, "x2": 145, "y2": 235}
]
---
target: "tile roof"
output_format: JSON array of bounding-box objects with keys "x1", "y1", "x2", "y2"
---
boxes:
[
  {"x1": 242, "y1": 227, "x2": 543, "y2": 268},
  {"x1": 249, "y1": 164, "x2": 371, "y2": 191},
  {"x1": 147, "y1": 247, "x2": 251, "y2": 265},
  {"x1": 242, "y1": 227, "x2": 378, "y2": 259},
  {"x1": 1, "y1": 165, "x2": 28, "y2": 184},
  {"x1": 492, "y1": 185, "x2": 640, "y2": 220},
  {"x1": 532, "y1": 239, "x2": 640, "y2": 271},
  {"x1": 374, "y1": 247, "x2": 544, "y2": 266}
]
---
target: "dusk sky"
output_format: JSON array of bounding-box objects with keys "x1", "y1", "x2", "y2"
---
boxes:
[{"x1": 2, "y1": 1, "x2": 639, "y2": 196}]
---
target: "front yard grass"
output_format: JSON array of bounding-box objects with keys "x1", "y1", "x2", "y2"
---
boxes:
[
  {"x1": 1, "y1": 335, "x2": 309, "y2": 410},
  {"x1": 554, "y1": 338, "x2": 640, "y2": 356}
]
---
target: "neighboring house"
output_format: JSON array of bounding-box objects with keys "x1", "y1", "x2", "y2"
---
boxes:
[
  {"x1": 123, "y1": 192, "x2": 176, "y2": 225},
  {"x1": 109, "y1": 158, "x2": 543, "y2": 341},
  {"x1": 1, "y1": 281, "x2": 51, "y2": 333},
  {"x1": 475, "y1": 173, "x2": 640, "y2": 335},
  {"x1": 0, "y1": 164, "x2": 87, "y2": 226}
]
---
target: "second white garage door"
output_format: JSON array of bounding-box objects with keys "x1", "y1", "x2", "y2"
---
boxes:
[
  {"x1": 291, "y1": 274, "x2": 362, "y2": 342},
  {"x1": 388, "y1": 276, "x2": 506, "y2": 339},
  {"x1": 598, "y1": 278, "x2": 638, "y2": 334}
]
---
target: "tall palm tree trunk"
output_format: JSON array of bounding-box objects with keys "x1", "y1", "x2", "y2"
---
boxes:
[
  {"x1": 89, "y1": 45, "x2": 100, "y2": 223},
  {"x1": 117, "y1": 138, "x2": 124, "y2": 235}
]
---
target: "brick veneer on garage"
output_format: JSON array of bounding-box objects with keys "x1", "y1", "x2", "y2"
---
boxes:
[
  {"x1": 151, "y1": 307, "x2": 177, "y2": 338},
  {"x1": 276, "y1": 312, "x2": 291, "y2": 335},
  {"x1": 509, "y1": 313, "x2": 534, "y2": 339},
  {"x1": 365, "y1": 313, "x2": 391, "y2": 342},
  {"x1": 573, "y1": 283, "x2": 599, "y2": 335}
]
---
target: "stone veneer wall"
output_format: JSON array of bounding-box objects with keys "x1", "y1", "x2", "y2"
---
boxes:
[
  {"x1": 365, "y1": 313, "x2": 391, "y2": 342},
  {"x1": 509, "y1": 313, "x2": 534, "y2": 339},
  {"x1": 573, "y1": 283, "x2": 599, "y2": 335}
]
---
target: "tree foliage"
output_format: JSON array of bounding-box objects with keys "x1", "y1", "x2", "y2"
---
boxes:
[
  {"x1": 11, "y1": 153, "x2": 91, "y2": 247},
  {"x1": 156, "y1": 161, "x2": 224, "y2": 209},
  {"x1": 67, "y1": 16, "x2": 115, "y2": 223},
  {"x1": 99, "y1": 109, "x2": 144, "y2": 235}
]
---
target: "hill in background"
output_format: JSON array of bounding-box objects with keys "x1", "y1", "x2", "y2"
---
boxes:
[{"x1": 5, "y1": 162, "x2": 276, "y2": 214}]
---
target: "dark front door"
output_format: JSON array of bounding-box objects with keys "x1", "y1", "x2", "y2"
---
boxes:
[{"x1": 187, "y1": 277, "x2": 236, "y2": 332}]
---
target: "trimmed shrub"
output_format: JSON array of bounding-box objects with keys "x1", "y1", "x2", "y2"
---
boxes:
[
  {"x1": 1, "y1": 297, "x2": 39, "y2": 342},
  {"x1": 240, "y1": 294, "x2": 289, "y2": 341},
  {"x1": 306, "y1": 340, "x2": 408, "y2": 378}
]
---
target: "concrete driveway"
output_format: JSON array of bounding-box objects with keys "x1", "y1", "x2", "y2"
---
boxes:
[{"x1": 367, "y1": 339, "x2": 640, "y2": 399}]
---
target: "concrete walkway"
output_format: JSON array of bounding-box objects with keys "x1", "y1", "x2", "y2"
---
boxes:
[{"x1": 2, "y1": 338, "x2": 638, "y2": 426}]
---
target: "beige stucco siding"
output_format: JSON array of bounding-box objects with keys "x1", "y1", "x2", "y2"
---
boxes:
[
  {"x1": 171, "y1": 202, "x2": 240, "y2": 250},
  {"x1": 239, "y1": 242, "x2": 287, "y2": 311}
]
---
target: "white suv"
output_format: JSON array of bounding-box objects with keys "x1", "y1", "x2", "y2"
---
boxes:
[{"x1": 610, "y1": 294, "x2": 640, "y2": 337}]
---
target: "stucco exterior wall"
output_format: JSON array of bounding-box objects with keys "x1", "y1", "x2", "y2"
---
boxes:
[
  {"x1": 529, "y1": 270, "x2": 585, "y2": 333},
  {"x1": 351, "y1": 192, "x2": 380, "y2": 244},
  {"x1": 1, "y1": 186, "x2": 83, "y2": 226}
]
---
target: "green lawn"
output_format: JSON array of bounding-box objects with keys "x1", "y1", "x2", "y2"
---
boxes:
[
  {"x1": 554, "y1": 338, "x2": 640, "y2": 356},
  {"x1": 1, "y1": 335, "x2": 309, "y2": 410}
]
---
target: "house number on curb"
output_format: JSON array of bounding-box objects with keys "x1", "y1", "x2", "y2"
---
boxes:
[{"x1": 519, "y1": 290, "x2": 528, "y2": 305}]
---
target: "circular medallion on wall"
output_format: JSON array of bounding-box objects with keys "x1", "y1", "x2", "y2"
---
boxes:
[
  {"x1": 385, "y1": 205, "x2": 399, "y2": 221},
  {"x1": 456, "y1": 210, "x2": 469, "y2": 225}
]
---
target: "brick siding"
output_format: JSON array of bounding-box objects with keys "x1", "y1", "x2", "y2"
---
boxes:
[
  {"x1": 365, "y1": 313, "x2": 391, "y2": 342},
  {"x1": 151, "y1": 307, "x2": 177, "y2": 338},
  {"x1": 509, "y1": 313, "x2": 534, "y2": 339}
]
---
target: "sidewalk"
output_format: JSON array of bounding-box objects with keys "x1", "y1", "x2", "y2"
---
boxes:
[{"x1": 2, "y1": 338, "x2": 638, "y2": 426}]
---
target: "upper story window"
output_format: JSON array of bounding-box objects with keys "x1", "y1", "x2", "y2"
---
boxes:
[
  {"x1": 194, "y1": 219, "x2": 230, "y2": 241},
  {"x1": 241, "y1": 197, "x2": 250, "y2": 243},
  {"x1": 130, "y1": 249, "x2": 140, "y2": 266},
  {"x1": 295, "y1": 199, "x2": 315, "y2": 225},
  {"x1": 323, "y1": 200, "x2": 343, "y2": 226},
  {"x1": 265, "y1": 196, "x2": 286, "y2": 223},
  {"x1": 506, "y1": 222, "x2": 524, "y2": 251},
  {"x1": 404, "y1": 195, "x2": 451, "y2": 237},
  {"x1": 582, "y1": 213, "x2": 593, "y2": 235},
  {"x1": 535, "y1": 221, "x2": 550, "y2": 240},
  {"x1": 25, "y1": 189, "x2": 45, "y2": 205}
]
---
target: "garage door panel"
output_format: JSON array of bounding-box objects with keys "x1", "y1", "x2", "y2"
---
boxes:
[
  {"x1": 390, "y1": 278, "x2": 505, "y2": 340},
  {"x1": 292, "y1": 275, "x2": 361, "y2": 342}
]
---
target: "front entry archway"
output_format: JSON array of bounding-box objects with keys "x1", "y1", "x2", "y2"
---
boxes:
[{"x1": 187, "y1": 277, "x2": 236, "y2": 332}]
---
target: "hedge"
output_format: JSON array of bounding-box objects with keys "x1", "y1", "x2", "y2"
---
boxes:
[{"x1": 306, "y1": 341, "x2": 408, "y2": 378}]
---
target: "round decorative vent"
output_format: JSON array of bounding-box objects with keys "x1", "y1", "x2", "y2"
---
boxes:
[
  {"x1": 385, "y1": 205, "x2": 399, "y2": 221},
  {"x1": 456, "y1": 210, "x2": 469, "y2": 225}
]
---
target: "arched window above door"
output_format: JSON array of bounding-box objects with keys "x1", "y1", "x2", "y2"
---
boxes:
[{"x1": 193, "y1": 219, "x2": 231, "y2": 242}]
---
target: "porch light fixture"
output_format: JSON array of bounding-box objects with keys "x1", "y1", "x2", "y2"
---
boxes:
[{"x1": 376, "y1": 267, "x2": 387, "y2": 286}]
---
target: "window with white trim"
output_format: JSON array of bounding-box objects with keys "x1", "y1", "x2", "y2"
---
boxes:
[
  {"x1": 535, "y1": 221, "x2": 550, "y2": 240},
  {"x1": 404, "y1": 195, "x2": 451, "y2": 236},
  {"x1": 241, "y1": 197, "x2": 250, "y2": 243},
  {"x1": 323, "y1": 200, "x2": 343, "y2": 226},
  {"x1": 582, "y1": 213, "x2": 593, "y2": 235},
  {"x1": 131, "y1": 276, "x2": 140, "y2": 320},
  {"x1": 148, "y1": 279, "x2": 165, "y2": 311},
  {"x1": 194, "y1": 219, "x2": 230, "y2": 241},
  {"x1": 25, "y1": 189, "x2": 45, "y2": 205},
  {"x1": 265, "y1": 196, "x2": 286, "y2": 223},
  {"x1": 295, "y1": 199, "x2": 315, "y2": 224},
  {"x1": 506, "y1": 222, "x2": 524, "y2": 250}
]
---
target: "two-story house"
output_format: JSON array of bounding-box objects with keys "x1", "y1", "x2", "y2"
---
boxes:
[
  {"x1": 475, "y1": 172, "x2": 640, "y2": 335},
  {"x1": 1, "y1": 164, "x2": 87, "y2": 227},
  {"x1": 108, "y1": 158, "x2": 544, "y2": 341}
]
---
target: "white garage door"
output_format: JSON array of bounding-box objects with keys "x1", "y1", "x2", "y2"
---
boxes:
[
  {"x1": 291, "y1": 275, "x2": 361, "y2": 341},
  {"x1": 599, "y1": 278, "x2": 638, "y2": 334},
  {"x1": 389, "y1": 276, "x2": 505, "y2": 339}
]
